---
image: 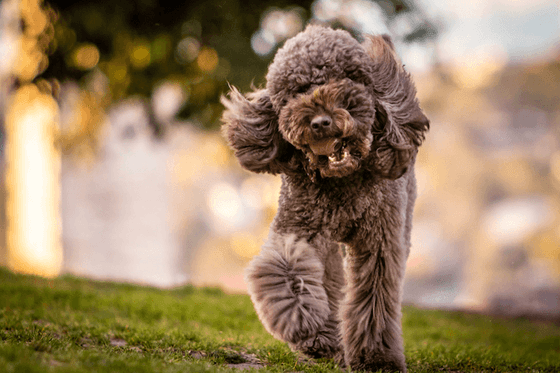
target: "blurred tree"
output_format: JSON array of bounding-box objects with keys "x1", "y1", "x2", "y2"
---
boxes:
[{"x1": 43, "y1": 0, "x2": 437, "y2": 129}]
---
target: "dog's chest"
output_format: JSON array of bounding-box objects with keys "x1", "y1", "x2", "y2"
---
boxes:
[{"x1": 276, "y1": 173, "x2": 384, "y2": 240}]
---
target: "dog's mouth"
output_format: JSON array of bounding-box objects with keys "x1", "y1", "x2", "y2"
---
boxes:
[
  {"x1": 308, "y1": 138, "x2": 349, "y2": 166},
  {"x1": 305, "y1": 137, "x2": 359, "y2": 178}
]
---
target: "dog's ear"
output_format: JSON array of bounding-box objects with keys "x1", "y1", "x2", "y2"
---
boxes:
[
  {"x1": 221, "y1": 87, "x2": 290, "y2": 175},
  {"x1": 363, "y1": 34, "x2": 430, "y2": 179},
  {"x1": 373, "y1": 102, "x2": 429, "y2": 179}
]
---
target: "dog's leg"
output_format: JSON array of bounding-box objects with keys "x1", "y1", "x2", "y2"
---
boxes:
[
  {"x1": 341, "y1": 221, "x2": 408, "y2": 372},
  {"x1": 245, "y1": 232, "x2": 341, "y2": 358},
  {"x1": 292, "y1": 239, "x2": 345, "y2": 360}
]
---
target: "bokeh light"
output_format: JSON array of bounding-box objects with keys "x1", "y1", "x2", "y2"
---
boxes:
[
  {"x1": 151, "y1": 81, "x2": 187, "y2": 123},
  {"x1": 72, "y1": 43, "x2": 100, "y2": 70},
  {"x1": 207, "y1": 182, "x2": 244, "y2": 230},
  {"x1": 12, "y1": 0, "x2": 55, "y2": 82},
  {"x1": 251, "y1": 7, "x2": 304, "y2": 56},
  {"x1": 196, "y1": 47, "x2": 219, "y2": 72},
  {"x1": 130, "y1": 40, "x2": 151, "y2": 70},
  {"x1": 176, "y1": 37, "x2": 200, "y2": 64},
  {"x1": 251, "y1": 30, "x2": 277, "y2": 56}
]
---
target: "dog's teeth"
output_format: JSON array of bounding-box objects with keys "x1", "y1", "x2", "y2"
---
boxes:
[{"x1": 328, "y1": 148, "x2": 350, "y2": 164}]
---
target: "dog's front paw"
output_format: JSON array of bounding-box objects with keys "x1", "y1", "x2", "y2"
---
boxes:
[
  {"x1": 291, "y1": 325, "x2": 341, "y2": 360},
  {"x1": 245, "y1": 234, "x2": 330, "y2": 344},
  {"x1": 346, "y1": 349, "x2": 407, "y2": 373}
]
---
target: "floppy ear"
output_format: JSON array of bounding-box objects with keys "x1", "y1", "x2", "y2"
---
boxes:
[
  {"x1": 363, "y1": 34, "x2": 430, "y2": 179},
  {"x1": 221, "y1": 87, "x2": 291, "y2": 175}
]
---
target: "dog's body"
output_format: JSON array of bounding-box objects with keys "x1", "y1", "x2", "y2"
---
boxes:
[{"x1": 221, "y1": 25, "x2": 429, "y2": 372}]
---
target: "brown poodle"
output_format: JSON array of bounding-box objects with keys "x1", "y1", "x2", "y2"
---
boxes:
[{"x1": 221, "y1": 25, "x2": 429, "y2": 373}]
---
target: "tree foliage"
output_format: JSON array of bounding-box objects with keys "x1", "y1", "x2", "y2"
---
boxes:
[{"x1": 44, "y1": 0, "x2": 437, "y2": 128}]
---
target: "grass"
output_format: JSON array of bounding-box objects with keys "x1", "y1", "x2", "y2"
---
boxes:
[{"x1": 0, "y1": 267, "x2": 558, "y2": 373}]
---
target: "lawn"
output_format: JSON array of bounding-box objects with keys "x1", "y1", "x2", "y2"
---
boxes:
[{"x1": 0, "y1": 266, "x2": 558, "y2": 372}]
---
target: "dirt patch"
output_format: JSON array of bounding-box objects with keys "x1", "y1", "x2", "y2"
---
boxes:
[
  {"x1": 226, "y1": 352, "x2": 264, "y2": 370},
  {"x1": 189, "y1": 350, "x2": 207, "y2": 359},
  {"x1": 227, "y1": 362, "x2": 264, "y2": 370},
  {"x1": 189, "y1": 349, "x2": 265, "y2": 370},
  {"x1": 79, "y1": 337, "x2": 94, "y2": 348},
  {"x1": 109, "y1": 337, "x2": 127, "y2": 347}
]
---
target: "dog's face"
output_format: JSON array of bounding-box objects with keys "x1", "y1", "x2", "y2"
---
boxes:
[
  {"x1": 278, "y1": 79, "x2": 375, "y2": 178},
  {"x1": 221, "y1": 26, "x2": 429, "y2": 181}
]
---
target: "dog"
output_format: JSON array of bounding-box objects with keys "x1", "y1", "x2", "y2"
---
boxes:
[{"x1": 221, "y1": 25, "x2": 429, "y2": 373}]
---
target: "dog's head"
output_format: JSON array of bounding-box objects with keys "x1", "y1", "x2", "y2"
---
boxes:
[
  {"x1": 222, "y1": 25, "x2": 429, "y2": 180},
  {"x1": 277, "y1": 78, "x2": 374, "y2": 178}
]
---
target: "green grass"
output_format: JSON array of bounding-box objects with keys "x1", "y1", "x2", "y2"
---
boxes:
[{"x1": 0, "y1": 267, "x2": 558, "y2": 373}]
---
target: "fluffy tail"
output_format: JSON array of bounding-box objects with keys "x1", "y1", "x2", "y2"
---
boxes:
[{"x1": 245, "y1": 233, "x2": 330, "y2": 344}]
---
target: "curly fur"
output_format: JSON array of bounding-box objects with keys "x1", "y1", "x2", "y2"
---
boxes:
[
  {"x1": 222, "y1": 25, "x2": 429, "y2": 372},
  {"x1": 245, "y1": 233, "x2": 330, "y2": 344}
]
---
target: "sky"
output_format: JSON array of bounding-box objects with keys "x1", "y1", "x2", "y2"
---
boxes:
[
  {"x1": 256, "y1": 0, "x2": 559, "y2": 73},
  {"x1": 404, "y1": 0, "x2": 560, "y2": 71}
]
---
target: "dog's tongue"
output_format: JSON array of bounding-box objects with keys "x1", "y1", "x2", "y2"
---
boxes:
[{"x1": 309, "y1": 138, "x2": 340, "y2": 156}]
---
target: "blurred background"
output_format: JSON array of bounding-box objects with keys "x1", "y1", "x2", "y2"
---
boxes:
[{"x1": 0, "y1": 0, "x2": 558, "y2": 319}]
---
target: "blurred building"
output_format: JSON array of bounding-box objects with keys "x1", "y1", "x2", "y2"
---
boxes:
[
  {"x1": 57, "y1": 81, "x2": 279, "y2": 290},
  {"x1": 405, "y1": 53, "x2": 560, "y2": 317},
  {"x1": 61, "y1": 97, "x2": 183, "y2": 287}
]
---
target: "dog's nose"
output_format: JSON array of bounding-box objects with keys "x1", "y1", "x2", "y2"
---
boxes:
[{"x1": 310, "y1": 115, "x2": 332, "y2": 133}]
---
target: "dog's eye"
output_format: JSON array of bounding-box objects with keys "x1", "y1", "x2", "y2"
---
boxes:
[{"x1": 296, "y1": 84, "x2": 310, "y2": 94}]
